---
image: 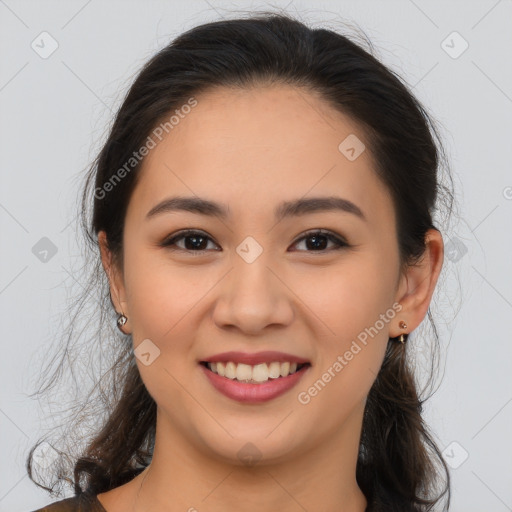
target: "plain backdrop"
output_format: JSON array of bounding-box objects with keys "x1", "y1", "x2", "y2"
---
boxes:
[{"x1": 1, "y1": 1, "x2": 511, "y2": 511}]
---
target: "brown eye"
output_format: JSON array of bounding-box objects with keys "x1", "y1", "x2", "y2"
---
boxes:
[
  {"x1": 161, "y1": 229, "x2": 349, "y2": 254},
  {"x1": 162, "y1": 230, "x2": 219, "y2": 252},
  {"x1": 290, "y1": 230, "x2": 348, "y2": 253}
]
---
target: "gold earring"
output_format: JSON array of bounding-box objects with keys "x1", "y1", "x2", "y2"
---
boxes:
[{"x1": 397, "y1": 320, "x2": 407, "y2": 344}]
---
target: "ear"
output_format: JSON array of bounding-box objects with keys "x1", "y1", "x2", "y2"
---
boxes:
[
  {"x1": 98, "y1": 230, "x2": 131, "y2": 333},
  {"x1": 391, "y1": 228, "x2": 444, "y2": 337}
]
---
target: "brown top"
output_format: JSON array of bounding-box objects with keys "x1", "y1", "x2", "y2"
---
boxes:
[
  {"x1": 31, "y1": 488, "x2": 376, "y2": 511},
  {"x1": 30, "y1": 490, "x2": 107, "y2": 512}
]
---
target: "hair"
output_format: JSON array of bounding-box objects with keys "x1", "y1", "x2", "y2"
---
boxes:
[{"x1": 26, "y1": 10, "x2": 455, "y2": 512}]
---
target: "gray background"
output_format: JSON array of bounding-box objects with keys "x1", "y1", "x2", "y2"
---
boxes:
[{"x1": 1, "y1": 1, "x2": 511, "y2": 511}]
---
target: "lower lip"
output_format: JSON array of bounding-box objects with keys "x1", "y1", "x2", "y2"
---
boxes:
[{"x1": 200, "y1": 363, "x2": 310, "y2": 403}]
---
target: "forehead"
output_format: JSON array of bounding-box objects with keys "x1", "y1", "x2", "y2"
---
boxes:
[{"x1": 128, "y1": 84, "x2": 395, "y2": 230}]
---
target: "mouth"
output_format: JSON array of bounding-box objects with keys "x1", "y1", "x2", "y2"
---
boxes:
[
  {"x1": 199, "y1": 359, "x2": 312, "y2": 403},
  {"x1": 199, "y1": 360, "x2": 311, "y2": 384}
]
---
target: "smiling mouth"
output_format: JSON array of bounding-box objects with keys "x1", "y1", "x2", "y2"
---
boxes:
[{"x1": 199, "y1": 361, "x2": 311, "y2": 384}]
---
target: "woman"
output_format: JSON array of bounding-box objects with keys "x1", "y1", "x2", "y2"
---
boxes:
[{"x1": 28, "y1": 11, "x2": 453, "y2": 512}]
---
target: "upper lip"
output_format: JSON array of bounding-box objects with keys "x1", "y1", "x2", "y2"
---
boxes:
[{"x1": 200, "y1": 351, "x2": 310, "y2": 366}]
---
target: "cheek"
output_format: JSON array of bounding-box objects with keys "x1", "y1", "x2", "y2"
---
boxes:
[
  {"x1": 125, "y1": 244, "x2": 396, "y2": 342},
  {"x1": 298, "y1": 254, "x2": 396, "y2": 336},
  {"x1": 122, "y1": 248, "x2": 211, "y2": 405},
  {"x1": 123, "y1": 243, "x2": 209, "y2": 336},
  {"x1": 295, "y1": 254, "x2": 396, "y2": 388}
]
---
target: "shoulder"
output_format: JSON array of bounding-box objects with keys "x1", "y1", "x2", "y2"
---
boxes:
[
  {"x1": 30, "y1": 492, "x2": 105, "y2": 512},
  {"x1": 30, "y1": 496, "x2": 80, "y2": 512}
]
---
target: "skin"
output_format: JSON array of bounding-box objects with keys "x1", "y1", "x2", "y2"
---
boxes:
[{"x1": 96, "y1": 84, "x2": 443, "y2": 512}]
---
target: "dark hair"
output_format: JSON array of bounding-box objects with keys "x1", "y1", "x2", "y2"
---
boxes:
[{"x1": 27, "y1": 11, "x2": 455, "y2": 511}]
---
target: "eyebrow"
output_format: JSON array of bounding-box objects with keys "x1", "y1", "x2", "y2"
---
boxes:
[{"x1": 145, "y1": 195, "x2": 366, "y2": 222}]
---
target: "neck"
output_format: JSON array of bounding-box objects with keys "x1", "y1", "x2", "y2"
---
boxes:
[{"x1": 127, "y1": 404, "x2": 368, "y2": 512}]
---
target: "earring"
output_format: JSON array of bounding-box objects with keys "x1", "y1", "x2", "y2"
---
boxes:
[
  {"x1": 117, "y1": 313, "x2": 128, "y2": 332},
  {"x1": 397, "y1": 320, "x2": 407, "y2": 344}
]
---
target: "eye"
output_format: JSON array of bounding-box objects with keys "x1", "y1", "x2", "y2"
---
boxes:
[
  {"x1": 160, "y1": 229, "x2": 349, "y2": 254},
  {"x1": 161, "y1": 230, "x2": 220, "y2": 253},
  {"x1": 290, "y1": 229, "x2": 349, "y2": 252}
]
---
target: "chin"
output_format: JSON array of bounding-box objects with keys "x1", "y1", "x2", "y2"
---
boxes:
[{"x1": 198, "y1": 427, "x2": 307, "y2": 468}]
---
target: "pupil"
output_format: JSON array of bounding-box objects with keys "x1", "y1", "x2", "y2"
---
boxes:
[
  {"x1": 185, "y1": 235, "x2": 206, "y2": 250},
  {"x1": 307, "y1": 235, "x2": 327, "y2": 250},
  {"x1": 184, "y1": 234, "x2": 327, "y2": 251}
]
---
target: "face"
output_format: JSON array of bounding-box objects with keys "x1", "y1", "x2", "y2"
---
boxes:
[{"x1": 101, "y1": 84, "x2": 420, "y2": 466}]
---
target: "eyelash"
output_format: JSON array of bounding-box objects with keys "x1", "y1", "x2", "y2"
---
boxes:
[{"x1": 160, "y1": 229, "x2": 349, "y2": 254}]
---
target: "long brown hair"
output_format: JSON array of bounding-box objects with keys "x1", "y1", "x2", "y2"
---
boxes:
[{"x1": 27, "y1": 11, "x2": 455, "y2": 511}]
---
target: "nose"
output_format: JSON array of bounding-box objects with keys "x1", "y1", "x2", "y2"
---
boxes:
[{"x1": 211, "y1": 251, "x2": 294, "y2": 335}]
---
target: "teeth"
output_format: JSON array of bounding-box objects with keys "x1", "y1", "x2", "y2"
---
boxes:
[
  {"x1": 268, "y1": 361, "x2": 281, "y2": 379},
  {"x1": 206, "y1": 361, "x2": 305, "y2": 382},
  {"x1": 225, "y1": 361, "x2": 236, "y2": 379},
  {"x1": 236, "y1": 363, "x2": 252, "y2": 381},
  {"x1": 252, "y1": 363, "x2": 269, "y2": 382}
]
